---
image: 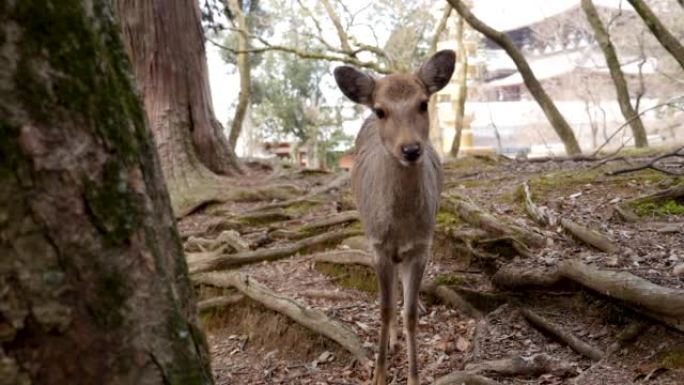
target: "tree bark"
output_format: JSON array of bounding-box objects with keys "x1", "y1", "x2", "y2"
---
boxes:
[
  {"x1": 115, "y1": 0, "x2": 244, "y2": 213},
  {"x1": 582, "y1": 0, "x2": 648, "y2": 147},
  {"x1": 0, "y1": 1, "x2": 213, "y2": 384},
  {"x1": 226, "y1": 0, "x2": 251, "y2": 152},
  {"x1": 627, "y1": 0, "x2": 684, "y2": 71},
  {"x1": 446, "y1": 0, "x2": 582, "y2": 155},
  {"x1": 450, "y1": 15, "x2": 468, "y2": 157}
]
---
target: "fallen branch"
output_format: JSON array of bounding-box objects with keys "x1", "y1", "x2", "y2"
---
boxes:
[
  {"x1": 493, "y1": 260, "x2": 684, "y2": 331},
  {"x1": 197, "y1": 294, "x2": 244, "y2": 311},
  {"x1": 194, "y1": 272, "x2": 369, "y2": 363},
  {"x1": 520, "y1": 307, "x2": 603, "y2": 361},
  {"x1": 464, "y1": 353, "x2": 577, "y2": 377},
  {"x1": 188, "y1": 228, "x2": 363, "y2": 274},
  {"x1": 607, "y1": 145, "x2": 684, "y2": 176},
  {"x1": 297, "y1": 210, "x2": 359, "y2": 233},
  {"x1": 421, "y1": 282, "x2": 483, "y2": 320},
  {"x1": 559, "y1": 218, "x2": 619, "y2": 253},
  {"x1": 442, "y1": 193, "x2": 546, "y2": 248},
  {"x1": 519, "y1": 182, "x2": 618, "y2": 252}
]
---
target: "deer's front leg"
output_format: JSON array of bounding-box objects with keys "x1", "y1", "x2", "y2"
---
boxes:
[
  {"x1": 372, "y1": 251, "x2": 397, "y2": 385},
  {"x1": 400, "y1": 244, "x2": 428, "y2": 385}
]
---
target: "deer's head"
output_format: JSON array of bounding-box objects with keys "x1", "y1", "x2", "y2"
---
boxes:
[{"x1": 334, "y1": 50, "x2": 455, "y2": 166}]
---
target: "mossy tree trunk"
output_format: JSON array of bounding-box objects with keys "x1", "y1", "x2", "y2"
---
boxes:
[
  {"x1": 114, "y1": 0, "x2": 243, "y2": 213},
  {"x1": 0, "y1": 2, "x2": 213, "y2": 384},
  {"x1": 582, "y1": 0, "x2": 648, "y2": 148},
  {"x1": 446, "y1": 0, "x2": 582, "y2": 155},
  {"x1": 627, "y1": 0, "x2": 684, "y2": 71},
  {"x1": 226, "y1": 0, "x2": 251, "y2": 152}
]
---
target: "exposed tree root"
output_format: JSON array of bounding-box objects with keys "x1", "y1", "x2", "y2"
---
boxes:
[
  {"x1": 520, "y1": 307, "x2": 603, "y2": 361},
  {"x1": 559, "y1": 218, "x2": 619, "y2": 253},
  {"x1": 175, "y1": 179, "x2": 303, "y2": 217},
  {"x1": 297, "y1": 211, "x2": 359, "y2": 233},
  {"x1": 442, "y1": 193, "x2": 546, "y2": 248},
  {"x1": 520, "y1": 182, "x2": 557, "y2": 227},
  {"x1": 493, "y1": 260, "x2": 684, "y2": 332},
  {"x1": 188, "y1": 228, "x2": 363, "y2": 274},
  {"x1": 616, "y1": 182, "x2": 684, "y2": 221},
  {"x1": 520, "y1": 182, "x2": 618, "y2": 253},
  {"x1": 193, "y1": 272, "x2": 369, "y2": 363},
  {"x1": 310, "y1": 250, "x2": 374, "y2": 267},
  {"x1": 421, "y1": 282, "x2": 483, "y2": 320},
  {"x1": 197, "y1": 294, "x2": 245, "y2": 311},
  {"x1": 433, "y1": 371, "x2": 502, "y2": 385},
  {"x1": 298, "y1": 290, "x2": 357, "y2": 301},
  {"x1": 185, "y1": 230, "x2": 250, "y2": 253},
  {"x1": 465, "y1": 353, "x2": 577, "y2": 377},
  {"x1": 248, "y1": 174, "x2": 350, "y2": 213}
]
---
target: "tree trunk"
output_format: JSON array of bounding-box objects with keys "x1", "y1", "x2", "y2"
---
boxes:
[
  {"x1": 582, "y1": 0, "x2": 648, "y2": 148},
  {"x1": 428, "y1": 5, "x2": 452, "y2": 156},
  {"x1": 446, "y1": 0, "x2": 582, "y2": 155},
  {"x1": 227, "y1": 0, "x2": 251, "y2": 152},
  {"x1": 450, "y1": 15, "x2": 468, "y2": 157},
  {"x1": 0, "y1": 2, "x2": 213, "y2": 384},
  {"x1": 115, "y1": 0, "x2": 243, "y2": 213},
  {"x1": 627, "y1": 0, "x2": 684, "y2": 71}
]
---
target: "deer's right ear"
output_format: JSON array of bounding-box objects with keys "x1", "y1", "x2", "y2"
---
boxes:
[{"x1": 334, "y1": 66, "x2": 375, "y2": 105}]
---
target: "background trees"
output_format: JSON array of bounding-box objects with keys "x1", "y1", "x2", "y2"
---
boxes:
[{"x1": 0, "y1": 1, "x2": 212, "y2": 383}]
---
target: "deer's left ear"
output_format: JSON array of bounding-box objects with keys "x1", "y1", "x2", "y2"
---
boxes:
[{"x1": 417, "y1": 50, "x2": 456, "y2": 95}]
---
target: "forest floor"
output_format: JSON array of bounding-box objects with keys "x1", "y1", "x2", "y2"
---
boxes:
[{"x1": 179, "y1": 147, "x2": 684, "y2": 385}]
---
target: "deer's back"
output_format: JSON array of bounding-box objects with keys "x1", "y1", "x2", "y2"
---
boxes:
[{"x1": 351, "y1": 117, "x2": 442, "y2": 250}]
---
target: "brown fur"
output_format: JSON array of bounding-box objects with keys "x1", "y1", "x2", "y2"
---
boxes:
[{"x1": 334, "y1": 50, "x2": 455, "y2": 385}]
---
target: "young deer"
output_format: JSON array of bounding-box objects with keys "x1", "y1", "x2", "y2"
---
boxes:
[{"x1": 334, "y1": 50, "x2": 455, "y2": 385}]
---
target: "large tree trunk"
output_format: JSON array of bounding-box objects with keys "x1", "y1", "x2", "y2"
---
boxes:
[
  {"x1": 582, "y1": 0, "x2": 648, "y2": 148},
  {"x1": 226, "y1": 0, "x2": 251, "y2": 152},
  {"x1": 115, "y1": 0, "x2": 243, "y2": 213},
  {"x1": 0, "y1": 2, "x2": 213, "y2": 384},
  {"x1": 627, "y1": 0, "x2": 684, "y2": 71},
  {"x1": 449, "y1": 15, "x2": 468, "y2": 158},
  {"x1": 446, "y1": 0, "x2": 582, "y2": 155}
]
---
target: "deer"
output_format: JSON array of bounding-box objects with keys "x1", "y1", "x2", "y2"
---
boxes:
[{"x1": 333, "y1": 50, "x2": 455, "y2": 385}]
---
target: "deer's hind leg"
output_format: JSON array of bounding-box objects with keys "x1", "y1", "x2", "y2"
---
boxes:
[{"x1": 400, "y1": 244, "x2": 428, "y2": 385}]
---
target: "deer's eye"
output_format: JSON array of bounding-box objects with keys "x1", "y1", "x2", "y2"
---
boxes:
[
  {"x1": 419, "y1": 101, "x2": 428, "y2": 112},
  {"x1": 373, "y1": 108, "x2": 386, "y2": 119}
]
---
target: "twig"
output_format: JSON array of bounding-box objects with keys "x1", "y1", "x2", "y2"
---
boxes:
[{"x1": 607, "y1": 145, "x2": 684, "y2": 176}]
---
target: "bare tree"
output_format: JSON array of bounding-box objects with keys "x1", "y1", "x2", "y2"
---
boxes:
[
  {"x1": 627, "y1": 0, "x2": 684, "y2": 70},
  {"x1": 446, "y1": 0, "x2": 582, "y2": 155},
  {"x1": 226, "y1": 0, "x2": 251, "y2": 151},
  {"x1": 0, "y1": 1, "x2": 213, "y2": 383},
  {"x1": 449, "y1": 14, "x2": 469, "y2": 157},
  {"x1": 582, "y1": 0, "x2": 648, "y2": 147},
  {"x1": 428, "y1": 4, "x2": 453, "y2": 155}
]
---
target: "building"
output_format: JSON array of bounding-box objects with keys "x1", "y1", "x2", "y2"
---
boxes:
[{"x1": 433, "y1": 0, "x2": 683, "y2": 157}]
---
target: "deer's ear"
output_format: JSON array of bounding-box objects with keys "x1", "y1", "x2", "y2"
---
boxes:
[
  {"x1": 417, "y1": 50, "x2": 456, "y2": 94},
  {"x1": 334, "y1": 66, "x2": 375, "y2": 105}
]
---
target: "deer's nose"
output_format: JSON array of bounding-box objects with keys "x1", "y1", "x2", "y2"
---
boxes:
[{"x1": 401, "y1": 143, "x2": 422, "y2": 162}]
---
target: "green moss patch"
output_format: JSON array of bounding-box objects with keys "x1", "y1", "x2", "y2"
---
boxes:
[
  {"x1": 314, "y1": 262, "x2": 377, "y2": 294},
  {"x1": 632, "y1": 198, "x2": 684, "y2": 217}
]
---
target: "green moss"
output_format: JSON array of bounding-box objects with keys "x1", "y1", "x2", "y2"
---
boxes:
[
  {"x1": 315, "y1": 262, "x2": 377, "y2": 294},
  {"x1": 632, "y1": 199, "x2": 684, "y2": 217},
  {"x1": 12, "y1": 0, "x2": 147, "y2": 164},
  {"x1": 283, "y1": 200, "x2": 321, "y2": 216},
  {"x1": 84, "y1": 161, "x2": 141, "y2": 245},
  {"x1": 434, "y1": 274, "x2": 466, "y2": 287},
  {"x1": 436, "y1": 210, "x2": 462, "y2": 230},
  {"x1": 90, "y1": 271, "x2": 130, "y2": 329},
  {"x1": 657, "y1": 346, "x2": 684, "y2": 369}
]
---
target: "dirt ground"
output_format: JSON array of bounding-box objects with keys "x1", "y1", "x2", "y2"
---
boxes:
[{"x1": 179, "y1": 148, "x2": 684, "y2": 385}]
